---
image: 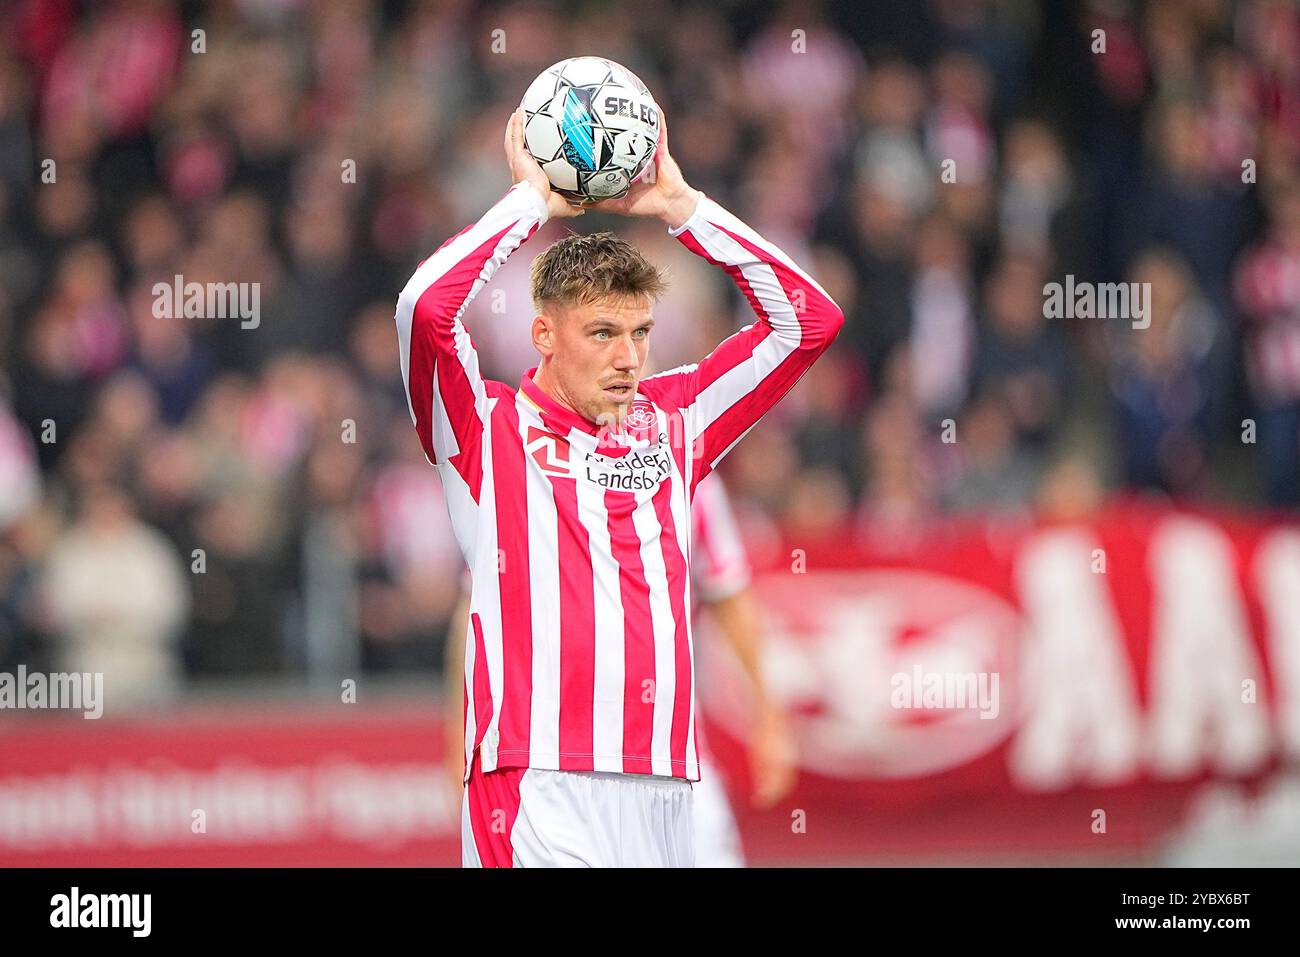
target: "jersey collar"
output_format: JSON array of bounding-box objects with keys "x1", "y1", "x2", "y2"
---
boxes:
[{"x1": 519, "y1": 367, "x2": 635, "y2": 456}]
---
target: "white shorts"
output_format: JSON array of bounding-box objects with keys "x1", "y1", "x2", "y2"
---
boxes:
[
  {"x1": 692, "y1": 754, "x2": 746, "y2": 867},
  {"x1": 461, "y1": 755, "x2": 695, "y2": 867}
]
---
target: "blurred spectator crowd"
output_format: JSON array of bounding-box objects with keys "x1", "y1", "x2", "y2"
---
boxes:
[{"x1": 0, "y1": 0, "x2": 1298, "y2": 703}]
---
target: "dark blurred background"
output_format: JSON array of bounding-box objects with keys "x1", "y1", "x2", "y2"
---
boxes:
[{"x1": 0, "y1": 0, "x2": 1296, "y2": 702}]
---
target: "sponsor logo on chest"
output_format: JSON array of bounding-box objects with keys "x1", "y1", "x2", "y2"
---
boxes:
[
  {"x1": 582, "y1": 437, "x2": 673, "y2": 490},
  {"x1": 524, "y1": 407, "x2": 674, "y2": 490}
]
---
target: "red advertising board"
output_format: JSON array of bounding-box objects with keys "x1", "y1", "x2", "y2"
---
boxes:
[
  {"x1": 0, "y1": 705, "x2": 461, "y2": 866},
  {"x1": 698, "y1": 504, "x2": 1298, "y2": 862}
]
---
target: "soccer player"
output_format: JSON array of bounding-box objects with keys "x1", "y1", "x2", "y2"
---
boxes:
[
  {"x1": 396, "y1": 107, "x2": 842, "y2": 867},
  {"x1": 443, "y1": 471, "x2": 797, "y2": 866},
  {"x1": 686, "y1": 473, "x2": 796, "y2": 865}
]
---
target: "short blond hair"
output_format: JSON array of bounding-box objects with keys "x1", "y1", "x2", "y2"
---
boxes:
[{"x1": 530, "y1": 231, "x2": 668, "y2": 312}]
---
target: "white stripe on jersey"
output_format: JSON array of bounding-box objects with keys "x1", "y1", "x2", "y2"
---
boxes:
[
  {"x1": 524, "y1": 407, "x2": 563, "y2": 766},
  {"x1": 575, "y1": 465, "x2": 626, "y2": 772},
  {"x1": 631, "y1": 487, "x2": 678, "y2": 776},
  {"x1": 474, "y1": 396, "x2": 505, "y2": 769}
]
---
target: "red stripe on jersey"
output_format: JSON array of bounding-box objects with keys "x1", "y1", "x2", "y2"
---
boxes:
[
  {"x1": 554, "y1": 476, "x2": 596, "y2": 768},
  {"x1": 466, "y1": 752, "x2": 523, "y2": 868},
  {"x1": 403, "y1": 310, "x2": 439, "y2": 463},
  {"x1": 607, "y1": 489, "x2": 656, "y2": 774},
  {"x1": 652, "y1": 481, "x2": 693, "y2": 773},
  {"x1": 493, "y1": 396, "x2": 533, "y2": 759},
  {"x1": 461, "y1": 671, "x2": 469, "y2": 782},
  {"x1": 470, "y1": 612, "x2": 493, "y2": 751},
  {"x1": 637, "y1": 372, "x2": 694, "y2": 416}
]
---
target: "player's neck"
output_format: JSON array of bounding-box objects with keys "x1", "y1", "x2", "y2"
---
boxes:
[{"x1": 532, "y1": 364, "x2": 590, "y2": 423}]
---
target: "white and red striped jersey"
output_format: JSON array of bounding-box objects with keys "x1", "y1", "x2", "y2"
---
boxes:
[
  {"x1": 458, "y1": 473, "x2": 750, "y2": 601},
  {"x1": 396, "y1": 181, "x2": 842, "y2": 781},
  {"x1": 690, "y1": 475, "x2": 752, "y2": 604}
]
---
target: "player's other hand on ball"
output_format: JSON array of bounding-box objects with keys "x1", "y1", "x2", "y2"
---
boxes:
[
  {"x1": 505, "y1": 109, "x2": 587, "y2": 219},
  {"x1": 593, "y1": 110, "x2": 699, "y2": 229}
]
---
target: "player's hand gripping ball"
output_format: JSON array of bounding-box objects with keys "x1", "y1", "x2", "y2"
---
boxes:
[{"x1": 520, "y1": 56, "x2": 660, "y2": 203}]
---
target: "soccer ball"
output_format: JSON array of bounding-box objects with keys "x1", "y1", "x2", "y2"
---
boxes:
[{"x1": 520, "y1": 56, "x2": 660, "y2": 203}]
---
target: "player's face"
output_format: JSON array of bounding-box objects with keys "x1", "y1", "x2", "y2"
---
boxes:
[{"x1": 540, "y1": 294, "x2": 653, "y2": 425}]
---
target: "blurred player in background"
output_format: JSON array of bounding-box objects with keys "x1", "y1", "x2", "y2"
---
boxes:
[
  {"x1": 687, "y1": 473, "x2": 796, "y2": 864},
  {"x1": 444, "y1": 470, "x2": 796, "y2": 866}
]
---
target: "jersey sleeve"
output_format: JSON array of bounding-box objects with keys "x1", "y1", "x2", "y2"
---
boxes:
[
  {"x1": 395, "y1": 182, "x2": 549, "y2": 500},
  {"x1": 690, "y1": 474, "x2": 753, "y2": 603},
  {"x1": 638, "y1": 193, "x2": 845, "y2": 494}
]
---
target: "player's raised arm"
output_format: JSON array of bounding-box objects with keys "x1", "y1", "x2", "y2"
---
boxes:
[
  {"x1": 394, "y1": 112, "x2": 583, "y2": 494},
  {"x1": 600, "y1": 112, "x2": 845, "y2": 490},
  {"x1": 662, "y1": 199, "x2": 845, "y2": 484}
]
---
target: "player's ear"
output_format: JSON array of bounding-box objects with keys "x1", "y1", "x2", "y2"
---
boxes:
[{"x1": 531, "y1": 314, "x2": 554, "y2": 357}]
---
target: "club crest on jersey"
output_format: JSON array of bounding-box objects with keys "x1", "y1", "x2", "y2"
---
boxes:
[{"x1": 623, "y1": 400, "x2": 657, "y2": 439}]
